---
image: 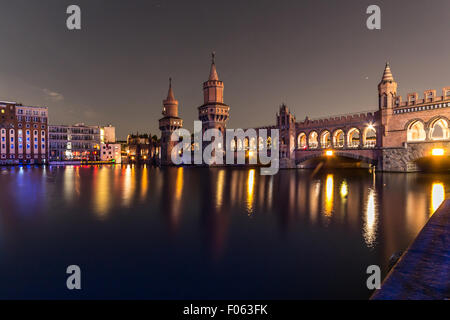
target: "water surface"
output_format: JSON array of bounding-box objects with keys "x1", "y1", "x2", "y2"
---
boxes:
[{"x1": 0, "y1": 165, "x2": 447, "y2": 299}]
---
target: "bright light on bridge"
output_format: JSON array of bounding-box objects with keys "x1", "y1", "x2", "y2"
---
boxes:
[
  {"x1": 431, "y1": 148, "x2": 445, "y2": 156},
  {"x1": 325, "y1": 150, "x2": 333, "y2": 157}
]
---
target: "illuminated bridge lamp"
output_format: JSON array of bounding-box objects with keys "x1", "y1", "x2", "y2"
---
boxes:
[
  {"x1": 325, "y1": 150, "x2": 333, "y2": 157},
  {"x1": 431, "y1": 148, "x2": 445, "y2": 156}
]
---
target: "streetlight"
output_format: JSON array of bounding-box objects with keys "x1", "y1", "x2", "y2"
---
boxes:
[{"x1": 432, "y1": 148, "x2": 445, "y2": 156}]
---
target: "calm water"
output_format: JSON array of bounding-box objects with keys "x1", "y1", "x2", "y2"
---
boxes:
[{"x1": 0, "y1": 165, "x2": 448, "y2": 299}]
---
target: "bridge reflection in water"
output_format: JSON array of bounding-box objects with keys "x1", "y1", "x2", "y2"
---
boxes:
[
  {"x1": 0, "y1": 165, "x2": 448, "y2": 299},
  {"x1": 48, "y1": 166, "x2": 448, "y2": 251}
]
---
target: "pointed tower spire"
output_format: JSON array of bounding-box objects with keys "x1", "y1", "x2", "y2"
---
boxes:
[
  {"x1": 209, "y1": 51, "x2": 219, "y2": 81},
  {"x1": 166, "y1": 77, "x2": 175, "y2": 101},
  {"x1": 162, "y1": 77, "x2": 179, "y2": 117},
  {"x1": 381, "y1": 62, "x2": 394, "y2": 82}
]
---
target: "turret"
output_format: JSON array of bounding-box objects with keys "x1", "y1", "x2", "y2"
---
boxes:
[
  {"x1": 378, "y1": 62, "x2": 398, "y2": 109},
  {"x1": 198, "y1": 52, "x2": 230, "y2": 135},
  {"x1": 159, "y1": 78, "x2": 183, "y2": 165}
]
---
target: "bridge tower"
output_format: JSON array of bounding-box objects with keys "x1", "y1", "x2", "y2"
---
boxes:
[
  {"x1": 198, "y1": 52, "x2": 230, "y2": 137},
  {"x1": 277, "y1": 104, "x2": 296, "y2": 164},
  {"x1": 378, "y1": 62, "x2": 398, "y2": 146},
  {"x1": 159, "y1": 78, "x2": 183, "y2": 165}
]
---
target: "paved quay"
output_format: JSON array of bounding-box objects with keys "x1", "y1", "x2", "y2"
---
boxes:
[{"x1": 372, "y1": 199, "x2": 450, "y2": 300}]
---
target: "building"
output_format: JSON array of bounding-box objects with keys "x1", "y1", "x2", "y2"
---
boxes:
[
  {"x1": 124, "y1": 133, "x2": 158, "y2": 163},
  {"x1": 159, "y1": 78, "x2": 183, "y2": 165},
  {"x1": 0, "y1": 101, "x2": 48, "y2": 165},
  {"x1": 49, "y1": 123, "x2": 101, "y2": 161},
  {"x1": 101, "y1": 124, "x2": 116, "y2": 144},
  {"x1": 100, "y1": 143, "x2": 121, "y2": 163},
  {"x1": 99, "y1": 125, "x2": 121, "y2": 163}
]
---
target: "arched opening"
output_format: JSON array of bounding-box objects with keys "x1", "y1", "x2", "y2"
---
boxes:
[
  {"x1": 320, "y1": 131, "x2": 331, "y2": 149},
  {"x1": 237, "y1": 139, "x2": 243, "y2": 151},
  {"x1": 364, "y1": 127, "x2": 377, "y2": 148},
  {"x1": 249, "y1": 137, "x2": 256, "y2": 151},
  {"x1": 297, "y1": 153, "x2": 377, "y2": 169},
  {"x1": 430, "y1": 118, "x2": 449, "y2": 140},
  {"x1": 347, "y1": 128, "x2": 360, "y2": 148},
  {"x1": 230, "y1": 139, "x2": 236, "y2": 151},
  {"x1": 333, "y1": 130, "x2": 345, "y2": 148},
  {"x1": 309, "y1": 131, "x2": 318, "y2": 149},
  {"x1": 244, "y1": 138, "x2": 249, "y2": 150},
  {"x1": 298, "y1": 132, "x2": 307, "y2": 149},
  {"x1": 407, "y1": 121, "x2": 426, "y2": 142},
  {"x1": 258, "y1": 137, "x2": 264, "y2": 150}
]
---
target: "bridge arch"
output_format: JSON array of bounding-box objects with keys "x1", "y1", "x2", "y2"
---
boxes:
[
  {"x1": 237, "y1": 138, "x2": 243, "y2": 151},
  {"x1": 230, "y1": 138, "x2": 236, "y2": 151},
  {"x1": 308, "y1": 131, "x2": 318, "y2": 149},
  {"x1": 347, "y1": 128, "x2": 361, "y2": 148},
  {"x1": 249, "y1": 137, "x2": 256, "y2": 151},
  {"x1": 297, "y1": 132, "x2": 307, "y2": 149},
  {"x1": 258, "y1": 136, "x2": 264, "y2": 150},
  {"x1": 406, "y1": 119, "x2": 426, "y2": 142},
  {"x1": 295, "y1": 151, "x2": 378, "y2": 166},
  {"x1": 332, "y1": 129, "x2": 345, "y2": 148},
  {"x1": 428, "y1": 117, "x2": 449, "y2": 141},
  {"x1": 362, "y1": 126, "x2": 377, "y2": 148},
  {"x1": 320, "y1": 130, "x2": 332, "y2": 149}
]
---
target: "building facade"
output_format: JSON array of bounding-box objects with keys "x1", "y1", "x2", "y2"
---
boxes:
[
  {"x1": 100, "y1": 143, "x2": 121, "y2": 163},
  {"x1": 123, "y1": 133, "x2": 159, "y2": 163},
  {"x1": 49, "y1": 123, "x2": 101, "y2": 161},
  {"x1": 0, "y1": 101, "x2": 48, "y2": 165}
]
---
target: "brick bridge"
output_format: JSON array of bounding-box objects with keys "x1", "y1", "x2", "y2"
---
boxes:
[{"x1": 274, "y1": 63, "x2": 450, "y2": 172}]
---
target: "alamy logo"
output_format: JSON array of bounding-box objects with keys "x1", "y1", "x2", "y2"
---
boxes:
[
  {"x1": 66, "y1": 265, "x2": 81, "y2": 290},
  {"x1": 366, "y1": 265, "x2": 381, "y2": 290},
  {"x1": 366, "y1": 5, "x2": 381, "y2": 30},
  {"x1": 170, "y1": 121, "x2": 280, "y2": 175},
  {"x1": 66, "y1": 5, "x2": 81, "y2": 30}
]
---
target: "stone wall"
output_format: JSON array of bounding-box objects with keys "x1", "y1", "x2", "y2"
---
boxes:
[{"x1": 381, "y1": 141, "x2": 450, "y2": 172}]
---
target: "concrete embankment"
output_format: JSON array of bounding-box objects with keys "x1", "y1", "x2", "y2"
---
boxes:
[{"x1": 372, "y1": 199, "x2": 450, "y2": 300}]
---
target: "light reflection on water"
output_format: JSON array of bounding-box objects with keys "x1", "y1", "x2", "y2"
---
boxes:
[
  {"x1": 431, "y1": 182, "x2": 445, "y2": 216},
  {"x1": 0, "y1": 165, "x2": 448, "y2": 299}
]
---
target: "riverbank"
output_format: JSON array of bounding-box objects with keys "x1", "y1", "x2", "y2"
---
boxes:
[{"x1": 372, "y1": 199, "x2": 450, "y2": 300}]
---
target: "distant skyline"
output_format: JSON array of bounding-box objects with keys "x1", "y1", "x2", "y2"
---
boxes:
[{"x1": 0, "y1": 0, "x2": 449, "y2": 139}]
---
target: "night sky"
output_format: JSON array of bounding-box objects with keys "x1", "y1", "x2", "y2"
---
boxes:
[{"x1": 0, "y1": 0, "x2": 449, "y2": 139}]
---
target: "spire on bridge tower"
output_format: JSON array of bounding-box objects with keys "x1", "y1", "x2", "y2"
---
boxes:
[
  {"x1": 165, "y1": 77, "x2": 176, "y2": 101},
  {"x1": 209, "y1": 51, "x2": 219, "y2": 81},
  {"x1": 381, "y1": 62, "x2": 394, "y2": 82}
]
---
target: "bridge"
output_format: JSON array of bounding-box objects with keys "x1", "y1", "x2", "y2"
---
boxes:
[{"x1": 276, "y1": 63, "x2": 450, "y2": 172}]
